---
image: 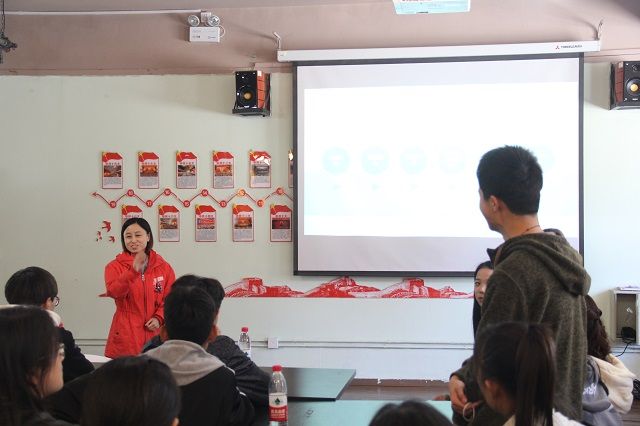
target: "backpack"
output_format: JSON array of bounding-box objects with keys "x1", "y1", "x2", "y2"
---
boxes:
[{"x1": 582, "y1": 356, "x2": 623, "y2": 426}]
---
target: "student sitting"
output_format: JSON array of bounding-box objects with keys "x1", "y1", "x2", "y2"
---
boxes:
[
  {"x1": 474, "y1": 322, "x2": 582, "y2": 426},
  {"x1": 145, "y1": 278, "x2": 254, "y2": 426},
  {"x1": 581, "y1": 295, "x2": 632, "y2": 425},
  {"x1": 81, "y1": 356, "x2": 180, "y2": 426},
  {"x1": 0, "y1": 305, "x2": 72, "y2": 426},
  {"x1": 5, "y1": 266, "x2": 94, "y2": 382},
  {"x1": 143, "y1": 274, "x2": 269, "y2": 406},
  {"x1": 370, "y1": 400, "x2": 453, "y2": 425}
]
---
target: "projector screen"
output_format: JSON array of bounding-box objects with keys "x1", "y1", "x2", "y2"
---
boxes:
[{"x1": 294, "y1": 54, "x2": 582, "y2": 276}]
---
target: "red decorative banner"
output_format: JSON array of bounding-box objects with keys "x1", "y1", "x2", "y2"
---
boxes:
[
  {"x1": 225, "y1": 277, "x2": 472, "y2": 299},
  {"x1": 158, "y1": 205, "x2": 180, "y2": 242},
  {"x1": 176, "y1": 151, "x2": 197, "y2": 189},
  {"x1": 138, "y1": 152, "x2": 159, "y2": 189},
  {"x1": 121, "y1": 205, "x2": 143, "y2": 223},
  {"x1": 195, "y1": 204, "x2": 217, "y2": 242},
  {"x1": 232, "y1": 204, "x2": 254, "y2": 242},
  {"x1": 270, "y1": 204, "x2": 292, "y2": 242},
  {"x1": 102, "y1": 152, "x2": 123, "y2": 189},
  {"x1": 213, "y1": 151, "x2": 234, "y2": 189},
  {"x1": 249, "y1": 150, "x2": 271, "y2": 188}
]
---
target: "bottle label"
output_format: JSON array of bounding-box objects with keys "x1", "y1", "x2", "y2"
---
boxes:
[{"x1": 269, "y1": 393, "x2": 288, "y2": 422}]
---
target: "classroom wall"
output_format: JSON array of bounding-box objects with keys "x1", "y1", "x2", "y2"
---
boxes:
[{"x1": 0, "y1": 62, "x2": 638, "y2": 380}]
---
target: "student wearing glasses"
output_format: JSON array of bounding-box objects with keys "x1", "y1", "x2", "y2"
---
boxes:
[{"x1": 5, "y1": 266, "x2": 94, "y2": 382}]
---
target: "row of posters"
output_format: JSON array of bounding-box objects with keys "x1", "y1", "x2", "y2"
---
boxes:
[
  {"x1": 102, "y1": 151, "x2": 294, "y2": 190},
  {"x1": 122, "y1": 204, "x2": 292, "y2": 242}
]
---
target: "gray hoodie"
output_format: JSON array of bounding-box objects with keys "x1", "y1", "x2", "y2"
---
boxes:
[{"x1": 145, "y1": 340, "x2": 225, "y2": 386}]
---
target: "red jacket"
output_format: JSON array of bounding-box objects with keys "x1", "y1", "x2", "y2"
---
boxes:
[{"x1": 103, "y1": 250, "x2": 175, "y2": 358}]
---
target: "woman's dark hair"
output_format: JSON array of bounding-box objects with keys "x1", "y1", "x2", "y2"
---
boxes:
[
  {"x1": 474, "y1": 322, "x2": 555, "y2": 426},
  {"x1": 585, "y1": 295, "x2": 611, "y2": 360},
  {"x1": 5, "y1": 266, "x2": 58, "y2": 306},
  {"x1": 369, "y1": 400, "x2": 452, "y2": 426},
  {"x1": 0, "y1": 306, "x2": 60, "y2": 426},
  {"x1": 472, "y1": 261, "x2": 493, "y2": 336},
  {"x1": 120, "y1": 217, "x2": 154, "y2": 255},
  {"x1": 82, "y1": 356, "x2": 180, "y2": 426}
]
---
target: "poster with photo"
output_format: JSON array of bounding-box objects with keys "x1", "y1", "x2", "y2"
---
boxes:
[
  {"x1": 158, "y1": 205, "x2": 180, "y2": 242},
  {"x1": 213, "y1": 151, "x2": 234, "y2": 189},
  {"x1": 102, "y1": 152, "x2": 123, "y2": 189},
  {"x1": 270, "y1": 204, "x2": 292, "y2": 242},
  {"x1": 232, "y1": 204, "x2": 254, "y2": 242},
  {"x1": 249, "y1": 150, "x2": 271, "y2": 188},
  {"x1": 288, "y1": 150, "x2": 294, "y2": 188},
  {"x1": 138, "y1": 152, "x2": 159, "y2": 189},
  {"x1": 121, "y1": 205, "x2": 143, "y2": 223},
  {"x1": 195, "y1": 204, "x2": 217, "y2": 242},
  {"x1": 176, "y1": 151, "x2": 197, "y2": 189}
]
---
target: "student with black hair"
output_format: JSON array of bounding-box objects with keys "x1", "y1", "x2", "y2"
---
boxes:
[
  {"x1": 472, "y1": 261, "x2": 493, "y2": 337},
  {"x1": 103, "y1": 217, "x2": 176, "y2": 358},
  {"x1": 474, "y1": 322, "x2": 582, "y2": 426},
  {"x1": 582, "y1": 295, "x2": 633, "y2": 423},
  {"x1": 81, "y1": 356, "x2": 180, "y2": 426},
  {"x1": 5, "y1": 266, "x2": 94, "y2": 382},
  {"x1": 142, "y1": 274, "x2": 270, "y2": 407},
  {"x1": 370, "y1": 400, "x2": 453, "y2": 426},
  {"x1": 0, "y1": 306, "x2": 72, "y2": 426},
  {"x1": 450, "y1": 146, "x2": 590, "y2": 425},
  {"x1": 145, "y1": 277, "x2": 254, "y2": 426}
]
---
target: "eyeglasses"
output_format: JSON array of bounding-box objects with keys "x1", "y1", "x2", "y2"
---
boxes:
[{"x1": 52, "y1": 296, "x2": 60, "y2": 307}]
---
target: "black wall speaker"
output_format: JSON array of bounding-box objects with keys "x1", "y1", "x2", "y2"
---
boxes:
[
  {"x1": 611, "y1": 61, "x2": 640, "y2": 110},
  {"x1": 233, "y1": 70, "x2": 271, "y2": 117}
]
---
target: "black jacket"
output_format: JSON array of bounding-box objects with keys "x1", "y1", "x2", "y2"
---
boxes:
[{"x1": 59, "y1": 327, "x2": 94, "y2": 383}]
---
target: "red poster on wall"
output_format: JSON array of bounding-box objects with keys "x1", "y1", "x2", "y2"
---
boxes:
[
  {"x1": 270, "y1": 204, "x2": 292, "y2": 242},
  {"x1": 158, "y1": 205, "x2": 180, "y2": 242},
  {"x1": 121, "y1": 205, "x2": 143, "y2": 224},
  {"x1": 102, "y1": 152, "x2": 123, "y2": 189},
  {"x1": 249, "y1": 150, "x2": 271, "y2": 188},
  {"x1": 213, "y1": 151, "x2": 234, "y2": 189},
  {"x1": 233, "y1": 204, "x2": 254, "y2": 242},
  {"x1": 176, "y1": 151, "x2": 197, "y2": 189},
  {"x1": 195, "y1": 204, "x2": 217, "y2": 242},
  {"x1": 138, "y1": 152, "x2": 159, "y2": 189}
]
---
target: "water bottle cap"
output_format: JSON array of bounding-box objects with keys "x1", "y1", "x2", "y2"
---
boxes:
[
  {"x1": 241, "y1": 327, "x2": 249, "y2": 332},
  {"x1": 272, "y1": 364, "x2": 282, "y2": 372}
]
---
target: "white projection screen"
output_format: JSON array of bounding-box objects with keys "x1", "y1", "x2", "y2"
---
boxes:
[{"x1": 294, "y1": 54, "x2": 583, "y2": 276}]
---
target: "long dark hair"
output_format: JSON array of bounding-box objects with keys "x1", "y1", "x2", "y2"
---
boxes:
[
  {"x1": 474, "y1": 322, "x2": 555, "y2": 426},
  {"x1": 472, "y1": 261, "x2": 493, "y2": 337},
  {"x1": 0, "y1": 306, "x2": 60, "y2": 426},
  {"x1": 369, "y1": 400, "x2": 452, "y2": 426},
  {"x1": 82, "y1": 356, "x2": 180, "y2": 426},
  {"x1": 120, "y1": 217, "x2": 154, "y2": 255},
  {"x1": 585, "y1": 295, "x2": 611, "y2": 360}
]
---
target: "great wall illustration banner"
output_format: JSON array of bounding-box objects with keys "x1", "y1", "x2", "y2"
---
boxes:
[{"x1": 224, "y1": 277, "x2": 472, "y2": 299}]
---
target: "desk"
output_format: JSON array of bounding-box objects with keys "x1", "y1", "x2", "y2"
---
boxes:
[
  {"x1": 260, "y1": 367, "x2": 356, "y2": 401},
  {"x1": 252, "y1": 400, "x2": 452, "y2": 426}
]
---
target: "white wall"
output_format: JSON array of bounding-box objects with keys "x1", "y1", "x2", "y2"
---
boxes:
[{"x1": 1, "y1": 63, "x2": 639, "y2": 380}]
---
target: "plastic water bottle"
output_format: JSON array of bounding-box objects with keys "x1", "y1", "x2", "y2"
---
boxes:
[
  {"x1": 238, "y1": 326, "x2": 251, "y2": 358},
  {"x1": 269, "y1": 365, "x2": 288, "y2": 425}
]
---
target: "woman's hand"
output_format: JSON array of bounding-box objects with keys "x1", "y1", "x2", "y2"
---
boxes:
[
  {"x1": 132, "y1": 251, "x2": 147, "y2": 273},
  {"x1": 145, "y1": 317, "x2": 160, "y2": 331}
]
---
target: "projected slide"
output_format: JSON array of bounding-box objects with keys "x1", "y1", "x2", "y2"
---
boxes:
[{"x1": 296, "y1": 57, "x2": 581, "y2": 274}]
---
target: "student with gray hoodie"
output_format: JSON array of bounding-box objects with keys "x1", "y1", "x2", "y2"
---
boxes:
[
  {"x1": 145, "y1": 278, "x2": 254, "y2": 426},
  {"x1": 449, "y1": 146, "x2": 590, "y2": 425}
]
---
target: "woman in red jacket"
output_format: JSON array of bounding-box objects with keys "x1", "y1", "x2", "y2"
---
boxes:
[{"x1": 104, "y1": 218, "x2": 175, "y2": 358}]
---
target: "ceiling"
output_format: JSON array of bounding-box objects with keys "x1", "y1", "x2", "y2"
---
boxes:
[{"x1": 1, "y1": 0, "x2": 639, "y2": 75}]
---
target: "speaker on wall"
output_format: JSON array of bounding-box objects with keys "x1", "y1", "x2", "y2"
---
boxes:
[
  {"x1": 611, "y1": 61, "x2": 640, "y2": 110},
  {"x1": 232, "y1": 70, "x2": 271, "y2": 117}
]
